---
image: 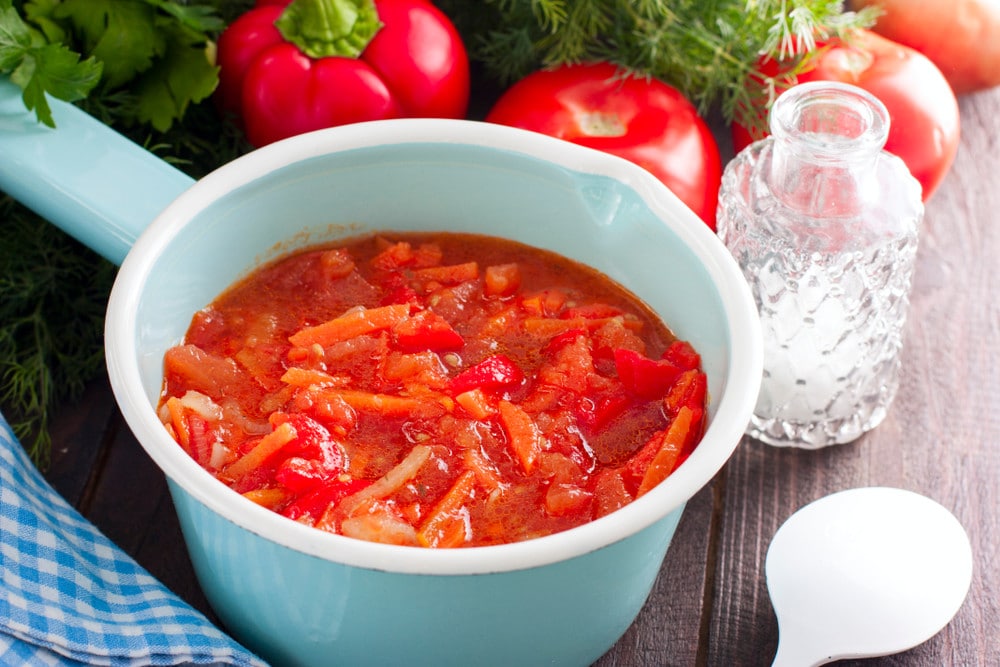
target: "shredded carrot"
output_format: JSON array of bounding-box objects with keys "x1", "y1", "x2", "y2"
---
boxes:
[
  {"x1": 326, "y1": 389, "x2": 448, "y2": 418},
  {"x1": 280, "y1": 367, "x2": 349, "y2": 388},
  {"x1": 165, "y1": 396, "x2": 191, "y2": 454},
  {"x1": 242, "y1": 487, "x2": 289, "y2": 509},
  {"x1": 498, "y1": 400, "x2": 543, "y2": 474},
  {"x1": 222, "y1": 421, "x2": 297, "y2": 482},
  {"x1": 289, "y1": 304, "x2": 411, "y2": 347},
  {"x1": 418, "y1": 470, "x2": 477, "y2": 548},
  {"x1": 637, "y1": 406, "x2": 694, "y2": 497}
]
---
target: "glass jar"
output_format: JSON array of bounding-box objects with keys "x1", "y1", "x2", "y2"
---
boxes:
[{"x1": 717, "y1": 81, "x2": 924, "y2": 448}]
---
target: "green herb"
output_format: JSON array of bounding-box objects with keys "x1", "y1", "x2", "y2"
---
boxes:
[
  {"x1": 439, "y1": 0, "x2": 878, "y2": 127},
  {"x1": 0, "y1": 0, "x2": 102, "y2": 127},
  {"x1": 0, "y1": 1, "x2": 250, "y2": 468},
  {"x1": 0, "y1": 200, "x2": 116, "y2": 468},
  {"x1": 20, "y1": 0, "x2": 224, "y2": 131}
]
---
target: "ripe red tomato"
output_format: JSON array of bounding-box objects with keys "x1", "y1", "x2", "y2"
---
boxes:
[
  {"x1": 850, "y1": 0, "x2": 1000, "y2": 95},
  {"x1": 733, "y1": 29, "x2": 960, "y2": 201},
  {"x1": 486, "y1": 62, "x2": 723, "y2": 229},
  {"x1": 216, "y1": 0, "x2": 470, "y2": 147}
]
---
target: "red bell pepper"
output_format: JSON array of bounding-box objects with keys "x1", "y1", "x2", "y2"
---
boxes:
[
  {"x1": 392, "y1": 309, "x2": 465, "y2": 352},
  {"x1": 216, "y1": 0, "x2": 470, "y2": 147},
  {"x1": 280, "y1": 477, "x2": 371, "y2": 520},
  {"x1": 448, "y1": 354, "x2": 525, "y2": 395},
  {"x1": 613, "y1": 348, "x2": 683, "y2": 400}
]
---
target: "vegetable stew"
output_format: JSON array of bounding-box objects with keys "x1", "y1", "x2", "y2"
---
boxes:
[{"x1": 158, "y1": 232, "x2": 708, "y2": 547}]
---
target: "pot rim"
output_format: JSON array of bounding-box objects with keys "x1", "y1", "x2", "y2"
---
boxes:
[{"x1": 105, "y1": 118, "x2": 762, "y2": 575}]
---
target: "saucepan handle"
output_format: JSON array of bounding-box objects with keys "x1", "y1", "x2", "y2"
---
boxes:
[{"x1": 0, "y1": 78, "x2": 197, "y2": 266}]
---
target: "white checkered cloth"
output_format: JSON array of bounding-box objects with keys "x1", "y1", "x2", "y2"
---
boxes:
[{"x1": 0, "y1": 411, "x2": 268, "y2": 666}]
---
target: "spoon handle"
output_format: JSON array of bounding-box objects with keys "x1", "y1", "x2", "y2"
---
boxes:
[{"x1": 771, "y1": 633, "x2": 826, "y2": 667}]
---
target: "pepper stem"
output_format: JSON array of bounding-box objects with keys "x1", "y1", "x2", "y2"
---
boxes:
[{"x1": 275, "y1": 0, "x2": 383, "y2": 59}]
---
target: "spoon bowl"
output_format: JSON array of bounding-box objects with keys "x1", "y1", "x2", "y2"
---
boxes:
[{"x1": 766, "y1": 486, "x2": 973, "y2": 666}]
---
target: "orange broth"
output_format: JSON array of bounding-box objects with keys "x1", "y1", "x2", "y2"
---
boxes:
[{"x1": 158, "y1": 232, "x2": 708, "y2": 547}]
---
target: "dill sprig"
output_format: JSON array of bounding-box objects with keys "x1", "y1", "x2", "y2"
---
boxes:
[
  {"x1": 0, "y1": 202, "x2": 116, "y2": 467},
  {"x1": 441, "y1": 0, "x2": 878, "y2": 125}
]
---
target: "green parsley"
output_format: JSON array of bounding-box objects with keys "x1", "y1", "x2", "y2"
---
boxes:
[{"x1": 0, "y1": 0, "x2": 102, "y2": 127}]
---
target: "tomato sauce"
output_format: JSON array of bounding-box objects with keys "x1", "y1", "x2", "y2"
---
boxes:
[{"x1": 158, "y1": 233, "x2": 708, "y2": 547}]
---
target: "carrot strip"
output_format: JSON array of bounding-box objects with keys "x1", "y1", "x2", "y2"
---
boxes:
[
  {"x1": 165, "y1": 396, "x2": 191, "y2": 454},
  {"x1": 637, "y1": 406, "x2": 694, "y2": 497},
  {"x1": 280, "y1": 367, "x2": 349, "y2": 388},
  {"x1": 222, "y1": 421, "x2": 297, "y2": 482},
  {"x1": 289, "y1": 304, "x2": 410, "y2": 347},
  {"x1": 418, "y1": 470, "x2": 477, "y2": 548},
  {"x1": 498, "y1": 400, "x2": 543, "y2": 474},
  {"x1": 327, "y1": 389, "x2": 448, "y2": 418},
  {"x1": 242, "y1": 487, "x2": 289, "y2": 509}
]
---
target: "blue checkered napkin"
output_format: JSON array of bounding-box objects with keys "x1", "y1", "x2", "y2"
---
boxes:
[{"x1": 0, "y1": 412, "x2": 269, "y2": 666}]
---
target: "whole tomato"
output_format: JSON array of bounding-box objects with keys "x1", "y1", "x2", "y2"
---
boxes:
[
  {"x1": 851, "y1": 0, "x2": 1000, "y2": 95},
  {"x1": 486, "y1": 62, "x2": 722, "y2": 229},
  {"x1": 216, "y1": 0, "x2": 470, "y2": 147},
  {"x1": 733, "y1": 29, "x2": 960, "y2": 201}
]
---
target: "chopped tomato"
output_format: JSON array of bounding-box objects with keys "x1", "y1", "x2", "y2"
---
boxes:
[{"x1": 484, "y1": 263, "x2": 521, "y2": 297}]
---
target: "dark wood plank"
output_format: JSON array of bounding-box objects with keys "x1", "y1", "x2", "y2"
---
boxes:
[
  {"x1": 595, "y1": 481, "x2": 718, "y2": 666},
  {"x1": 44, "y1": 376, "x2": 118, "y2": 505},
  {"x1": 707, "y1": 87, "x2": 1000, "y2": 665}
]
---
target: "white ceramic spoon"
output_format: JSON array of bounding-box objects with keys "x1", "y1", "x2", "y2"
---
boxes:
[{"x1": 766, "y1": 487, "x2": 973, "y2": 666}]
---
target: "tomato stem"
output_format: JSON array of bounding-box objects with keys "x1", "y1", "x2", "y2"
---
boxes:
[{"x1": 275, "y1": 0, "x2": 383, "y2": 59}]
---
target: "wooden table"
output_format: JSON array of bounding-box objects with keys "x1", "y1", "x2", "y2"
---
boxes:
[{"x1": 41, "y1": 86, "x2": 1000, "y2": 666}]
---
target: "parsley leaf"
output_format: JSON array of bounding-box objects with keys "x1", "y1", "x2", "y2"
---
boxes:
[
  {"x1": 53, "y1": 0, "x2": 163, "y2": 90},
  {"x1": 146, "y1": 0, "x2": 225, "y2": 33},
  {"x1": 131, "y1": 16, "x2": 219, "y2": 131},
  {"x1": 0, "y1": 0, "x2": 101, "y2": 127},
  {"x1": 15, "y1": 0, "x2": 221, "y2": 131}
]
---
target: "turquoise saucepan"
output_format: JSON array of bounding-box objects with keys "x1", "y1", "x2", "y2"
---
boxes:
[{"x1": 0, "y1": 79, "x2": 762, "y2": 667}]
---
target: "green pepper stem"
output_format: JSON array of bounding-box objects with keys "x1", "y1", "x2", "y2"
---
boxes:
[{"x1": 275, "y1": 0, "x2": 383, "y2": 59}]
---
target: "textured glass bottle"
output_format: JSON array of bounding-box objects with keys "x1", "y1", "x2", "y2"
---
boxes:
[{"x1": 717, "y1": 81, "x2": 923, "y2": 448}]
